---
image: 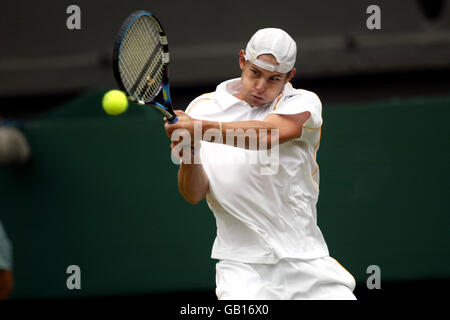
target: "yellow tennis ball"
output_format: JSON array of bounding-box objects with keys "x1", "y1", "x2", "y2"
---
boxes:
[{"x1": 102, "y1": 90, "x2": 128, "y2": 115}]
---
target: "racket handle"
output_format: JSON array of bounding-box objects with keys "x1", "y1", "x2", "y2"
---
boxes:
[
  {"x1": 162, "y1": 83, "x2": 178, "y2": 123},
  {"x1": 168, "y1": 115, "x2": 178, "y2": 124},
  {"x1": 151, "y1": 102, "x2": 178, "y2": 123}
]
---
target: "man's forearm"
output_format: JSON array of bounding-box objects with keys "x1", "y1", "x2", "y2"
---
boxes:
[
  {"x1": 178, "y1": 161, "x2": 209, "y2": 204},
  {"x1": 201, "y1": 120, "x2": 280, "y2": 150}
]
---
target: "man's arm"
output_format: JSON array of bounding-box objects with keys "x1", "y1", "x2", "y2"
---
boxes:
[
  {"x1": 204, "y1": 111, "x2": 311, "y2": 149},
  {"x1": 0, "y1": 270, "x2": 13, "y2": 300},
  {"x1": 177, "y1": 158, "x2": 209, "y2": 205},
  {"x1": 165, "y1": 110, "x2": 311, "y2": 150}
]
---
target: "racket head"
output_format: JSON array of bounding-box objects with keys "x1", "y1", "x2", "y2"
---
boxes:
[{"x1": 113, "y1": 11, "x2": 176, "y2": 120}]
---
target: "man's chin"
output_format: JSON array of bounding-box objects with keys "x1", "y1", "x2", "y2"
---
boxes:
[
  {"x1": 249, "y1": 97, "x2": 270, "y2": 108},
  {"x1": 251, "y1": 101, "x2": 271, "y2": 108}
]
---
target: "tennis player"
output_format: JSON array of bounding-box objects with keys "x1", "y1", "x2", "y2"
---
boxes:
[{"x1": 164, "y1": 28, "x2": 356, "y2": 300}]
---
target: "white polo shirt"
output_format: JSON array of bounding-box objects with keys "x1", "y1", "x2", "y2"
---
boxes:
[{"x1": 186, "y1": 78, "x2": 329, "y2": 264}]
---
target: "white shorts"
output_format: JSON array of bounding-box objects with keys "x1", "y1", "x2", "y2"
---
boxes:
[{"x1": 215, "y1": 256, "x2": 356, "y2": 300}]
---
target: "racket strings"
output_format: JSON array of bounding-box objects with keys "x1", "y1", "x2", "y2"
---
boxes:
[
  {"x1": 120, "y1": 23, "x2": 144, "y2": 88},
  {"x1": 119, "y1": 16, "x2": 164, "y2": 102},
  {"x1": 126, "y1": 21, "x2": 155, "y2": 96},
  {"x1": 139, "y1": 18, "x2": 164, "y2": 97},
  {"x1": 123, "y1": 19, "x2": 161, "y2": 99},
  {"x1": 120, "y1": 27, "x2": 144, "y2": 92},
  {"x1": 121, "y1": 19, "x2": 152, "y2": 88}
]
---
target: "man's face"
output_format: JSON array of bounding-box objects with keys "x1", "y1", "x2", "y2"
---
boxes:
[{"x1": 238, "y1": 50, "x2": 295, "y2": 107}]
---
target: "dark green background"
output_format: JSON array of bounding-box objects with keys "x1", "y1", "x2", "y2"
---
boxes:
[{"x1": 1, "y1": 91, "x2": 449, "y2": 299}]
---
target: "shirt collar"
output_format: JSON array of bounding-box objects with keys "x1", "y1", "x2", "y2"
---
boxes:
[{"x1": 216, "y1": 78, "x2": 244, "y2": 110}]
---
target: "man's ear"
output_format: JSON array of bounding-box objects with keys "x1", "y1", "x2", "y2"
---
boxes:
[
  {"x1": 239, "y1": 50, "x2": 246, "y2": 70},
  {"x1": 287, "y1": 67, "x2": 296, "y2": 82}
]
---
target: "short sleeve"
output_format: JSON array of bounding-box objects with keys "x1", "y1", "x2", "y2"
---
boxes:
[
  {"x1": 270, "y1": 90, "x2": 322, "y2": 129},
  {"x1": 185, "y1": 93, "x2": 216, "y2": 118}
]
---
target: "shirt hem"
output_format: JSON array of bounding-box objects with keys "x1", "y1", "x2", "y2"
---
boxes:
[{"x1": 211, "y1": 250, "x2": 329, "y2": 264}]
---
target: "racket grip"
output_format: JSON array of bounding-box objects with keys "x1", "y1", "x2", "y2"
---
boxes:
[{"x1": 168, "y1": 115, "x2": 178, "y2": 124}]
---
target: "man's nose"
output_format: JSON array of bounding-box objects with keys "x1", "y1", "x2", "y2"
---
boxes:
[{"x1": 255, "y1": 78, "x2": 266, "y2": 93}]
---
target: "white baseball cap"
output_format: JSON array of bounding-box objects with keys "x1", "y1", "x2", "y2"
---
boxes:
[{"x1": 244, "y1": 28, "x2": 297, "y2": 73}]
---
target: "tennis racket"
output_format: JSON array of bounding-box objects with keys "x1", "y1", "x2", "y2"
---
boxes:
[{"x1": 113, "y1": 10, "x2": 178, "y2": 123}]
